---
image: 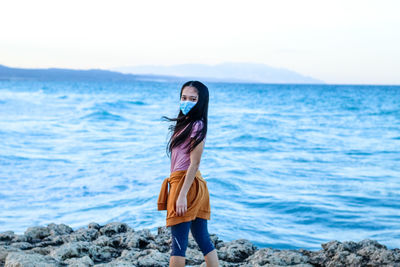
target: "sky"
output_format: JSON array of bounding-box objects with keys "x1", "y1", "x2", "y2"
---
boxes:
[{"x1": 0, "y1": 0, "x2": 399, "y2": 85}]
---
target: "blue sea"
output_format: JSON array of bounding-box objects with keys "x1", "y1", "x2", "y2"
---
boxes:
[{"x1": 0, "y1": 80, "x2": 399, "y2": 251}]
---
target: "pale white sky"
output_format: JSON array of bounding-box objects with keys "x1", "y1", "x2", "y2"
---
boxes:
[{"x1": 1, "y1": 0, "x2": 399, "y2": 85}]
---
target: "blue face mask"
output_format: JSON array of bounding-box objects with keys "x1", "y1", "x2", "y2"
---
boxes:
[{"x1": 180, "y1": 100, "x2": 197, "y2": 115}]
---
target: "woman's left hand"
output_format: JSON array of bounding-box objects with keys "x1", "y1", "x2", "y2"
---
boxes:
[{"x1": 176, "y1": 194, "x2": 187, "y2": 216}]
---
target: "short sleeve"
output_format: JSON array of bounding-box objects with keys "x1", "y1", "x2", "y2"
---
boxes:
[{"x1": 190, "y1": 120, "x2": 204, "y2": 138}]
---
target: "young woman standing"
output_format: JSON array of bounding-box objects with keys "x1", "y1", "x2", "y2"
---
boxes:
[{"x1": 158, "y1": 81, "x2": 219, "y2": 267}]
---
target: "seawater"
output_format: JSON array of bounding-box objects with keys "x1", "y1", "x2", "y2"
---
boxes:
[{"x1": 0, "y1": 80, "x2": 399, "y2": 251}]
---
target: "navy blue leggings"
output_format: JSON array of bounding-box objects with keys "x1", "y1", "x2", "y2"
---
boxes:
[{"x1": 170, "y1": 217, "x2": 215, "y2": 257}]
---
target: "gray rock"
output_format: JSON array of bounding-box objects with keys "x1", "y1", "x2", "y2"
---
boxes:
[
  {"x1": 1, "y1": 222, "x2": 400, "y2": 267},
  {"x1": 302, "y1": 238, "x2": 400, "y2": 267},
  {"x1": 95, "y1": 259, "x2": 137, "y2": 267},
  {"x1": 64, "y1": 255, "x2": 94, "y2": 266},
  {"x1": 5, "y1": 251, "x2": 60, "y2": 267},
  {"x1": 9, "y1": 241, "x2": 34, "y2": 250},
  {"x1": 47, "y1": 223, "x2": 73, "y2": 236},
  {"x1": 132, "y1": 248, "x2": 170, "y2": 267},
  {"x1": 0, "y1": 247, "x2": 20, "y2": 266},
  {"x1": 217, "y1": 238, "x2": 257, "y2": 262},
  {"x1": 30, "y1": 246, "x2": 53, "y2": 256},
  {"x1": 24, "y1": 226, "x2": 51, "y2": 243},
  {"x1": 244, "y1": 247, "x2": 312, "y2": 267},
  {"x1": 11, "y1": 235, "x2": 27, "y2": 243},
  {"x1": 92, "y1": 235, "x2": 110, "y2": 247},
  {"x1": 123, "y1": 229, "x2": 154, "y2": 249},
  {"x1": 184, "y1": 247, "x2": 205, "y2": 266},
  {"x1": 99, "y1": 222, "x2": 129, "y2": 237},
  {"x1": 88, "y1": 222, "x2": 101, "y2": 231},
  {"x1": 153, "y1": 226, "x2": 171, "y2": 253},
  {"x1": 61, "y1": 227, "x2": 99, "y2": 243},
  {"x1": 37, "y1": 235, "x2": 64, "y2": 247},
  {"x1": 90, "y1": 244, "x2": 120, "y2": 262},
  {"x1": 0, "y1": 231, "x2": 15, "y2": 242},
  {"x1": 50, "y1": 241, "x2": 94, "y2": 261}
]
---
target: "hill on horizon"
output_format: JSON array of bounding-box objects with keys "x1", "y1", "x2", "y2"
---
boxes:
[
  {"x1": 0, "y1": 63, "x2": 324, "y2": 84},
  {"x1": 112, "y1": 62, "x2": 325, "y2": 84}
]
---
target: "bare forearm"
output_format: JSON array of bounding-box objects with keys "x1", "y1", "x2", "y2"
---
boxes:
[{"x1": 179, "y1": 162, "x2": 199, "y2": 197}]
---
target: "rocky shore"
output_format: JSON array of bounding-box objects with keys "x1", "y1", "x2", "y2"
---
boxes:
[{"x1": 0, "y1": 222, "x2": 399, "y2": 266}]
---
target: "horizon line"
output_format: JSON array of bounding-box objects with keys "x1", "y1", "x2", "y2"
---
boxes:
[{"x1": 1, "y1": 63, "x2": 399, "y2": 87}]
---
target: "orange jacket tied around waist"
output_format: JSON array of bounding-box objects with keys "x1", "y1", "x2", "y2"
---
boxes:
[{"x1": 157, "y1": 169, "x2": 211, "y2": 227}]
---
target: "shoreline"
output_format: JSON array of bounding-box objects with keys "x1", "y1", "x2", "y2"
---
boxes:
[{"x1": 0, "y1": 222, "x2": 399, "y2": 266}]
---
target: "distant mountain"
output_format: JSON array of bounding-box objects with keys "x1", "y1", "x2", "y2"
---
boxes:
[
  {"x1": 0, "y1": 64, "x2": 194, "y2": 83},
  {"x1": 112, "y1": 62, "x2": 324, "y2": 84},
  {"x1": 0, "y1": 62, "x2": 324, "y2": 84}
]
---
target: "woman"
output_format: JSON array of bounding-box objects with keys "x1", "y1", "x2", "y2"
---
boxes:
[{"x1": 158, "y1": 81, "x2": 219, "y2": 267}]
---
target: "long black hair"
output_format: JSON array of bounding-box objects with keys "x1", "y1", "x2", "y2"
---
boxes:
[{"x1": 162, "y1": 81, "x2": 209, "y2": 158}]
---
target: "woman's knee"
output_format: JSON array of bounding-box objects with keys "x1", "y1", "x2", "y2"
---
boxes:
[
  {"x1": 190, "y1": 218, "x2": 215, "y2": 256},
  {"x1": 170, "y1": 221, "x2": 191, "y2": 257},
  {"x1": 171, "y1": 235, "x2": 188, "y2": 257}
]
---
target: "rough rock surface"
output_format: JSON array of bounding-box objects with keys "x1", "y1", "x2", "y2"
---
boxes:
[{"x1": 0, "y1": 222, "x2": 399, "y2": 266}]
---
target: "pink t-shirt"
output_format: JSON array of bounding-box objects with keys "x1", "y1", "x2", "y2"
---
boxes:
[{"x1": 170, "y1": 120, "x2": 206, "y2": 173}]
